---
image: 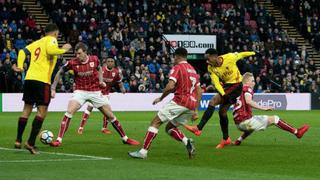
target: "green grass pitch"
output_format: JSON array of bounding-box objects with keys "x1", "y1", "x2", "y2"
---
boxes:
[{"x1": 0, "y1": 110, "x2": 319, "y2": 180}]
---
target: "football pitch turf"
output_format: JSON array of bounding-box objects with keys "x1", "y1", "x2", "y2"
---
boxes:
[{"x1": 0, "y1": 111, "x2": 319, "y2": 180}]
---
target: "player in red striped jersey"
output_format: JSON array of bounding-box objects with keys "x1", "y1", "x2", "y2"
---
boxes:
[
  {"x1": 50, "y1": 42, "x2": 139, "y2": 146},
  {"x1": 232, "y1": 73, "x2": 309, "y2": 145},
  {"x1": 129, "y1": 47, "x2": 202, "y2": 159},
  {"x1": 78, "y1": 57, "x2": 125, "y2": 135}
]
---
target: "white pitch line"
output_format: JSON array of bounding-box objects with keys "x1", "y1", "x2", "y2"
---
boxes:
[
  {"x1": 0, "y1": 147, "x2": 112, "y2": 160},
  {"x1": 0, "y1": 158, "x2": 106, "y2": 163}
]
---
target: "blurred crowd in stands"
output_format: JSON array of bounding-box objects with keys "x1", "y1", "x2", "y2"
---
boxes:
[
  {"x1": 272, "y1": 0, "x2": 320, "y2": 51},
  {"x1": 0, "y1": 0, "x2": 319, "y2": 94}
]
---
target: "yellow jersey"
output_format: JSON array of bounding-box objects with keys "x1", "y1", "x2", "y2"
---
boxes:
[
  {"x1": 208, "y1": 51, "x2": 255, "y2": 96},
  {"x1": 17, "y1": 35, "x2": 66, "y2": 84}
]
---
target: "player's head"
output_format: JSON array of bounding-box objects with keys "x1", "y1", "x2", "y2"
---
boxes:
[
  {"x1": 205, "y1": 48, "x2": 220, "y2": 66},
  {"x1": 174, "y1": 47, "x2": 188, "y2": 64},
  {"x1": 242, "y1": 72, "x2": 255, "y2": 88},
  {"x1": 45, "y1": 23, "x2": 59, "y2": 37},
  {"x1": 75, "y1": 42, "x2": 88, "y2": 62},
  {"x1": 106, "y1": 57, "x2": 115, "y2": 70}
]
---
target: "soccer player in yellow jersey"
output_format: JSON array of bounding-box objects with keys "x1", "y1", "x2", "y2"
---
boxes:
[
  {"x1": 185, "y1": 48, "x2": 256, "y2": 149},
  {"x1": 14, "y1": 24, "x2": 71, "y2": 154}
]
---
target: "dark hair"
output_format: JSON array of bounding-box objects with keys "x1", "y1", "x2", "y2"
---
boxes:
[
  {"x1": 205, "y1": 48, "x2": 218, "y2": 55},
  {"x1": 45, "y1": 23, "x2": 59, "y2": 33},
  {"x1": 106, "y1": 56, "x2": 115, "y2": 60},
  {"x1": 75, "y1": 42, "x2": 88, "y2": 52},
  {"x1": 174, "y1": 47, "x2": 188, "y2": 58}
]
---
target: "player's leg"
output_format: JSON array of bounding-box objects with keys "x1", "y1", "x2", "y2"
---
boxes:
[
  {"x1": 16, "y1": 80, "x2": 34, "y2": 149},
  {"x1": 128, "y1": 115, "x2": 162, "y2": 159},
  {"x1": 25, "y1": 105, "x2": 48, "y2": 154},
  {"x1": 268, "y1": 116, "x2": 309, "y2": 138},
  {"x1": 184, "y1": 94, "x2": 222, "y2": 136},
  {"x1": 198, "y1": 94, "x2": 222, "y2": 129},
  {"x1": 216, "y1": 102, "x2": 232, "y2": 149},
  {"x1": 78, "y1": 103, "x2": 94, "y2": 134},
  {"x1": 166, "y1": 121, "x2": 195, "y2": 159},
  {"x1": 98, "y1": 104, "x2": 139, "y2": 145},
  {"x1": 129, "y1": 101, "x2": 191, "y2": 159},
  {"x1": 15, "y1": 103, "x2": 33, "y2": 149},
  {"x1": 51, "y1": 100, "x2": 81, "y2": 147},
  {"x1": 24, "y1": 81, "x2": 51, "y2": 154},
  {"x1": 233, "y1": 131, "x2": 253, "y2": 145},
  {"x1": 101, "y1": 116, "x2": 111, "y2": 134},
  {"x1": 101, "y1": 95, "x2": 111, "y2": 134}
]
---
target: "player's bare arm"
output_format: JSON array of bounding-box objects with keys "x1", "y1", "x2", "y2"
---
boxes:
[
  {"x1": 62, "y1": 43, "x2": 72, "y2": 51},
  {"x1": 98, "y1": 66, "x2": 106, "y2": 87},
  {"x1": 244, "y1": 93, "x2": 272, "y2": 111},
  {"x1": 153, "y1": 80, "x2": 176, "y2": 105},
  {"x1": 192, "y1": 85, "x2": 203, "y2": 121},
  {"x1": 118, "y1": 82, "x2": 126, "y2": 93},
  {"x1": 12, "y1": 63, "x2": 23, "y2": 72},
  {"x1": 51, "y1": 68, "x2": 65, "y2": 98},
  {"x1": 234, "y1": 51, "x2": 256, "y2": 61}
]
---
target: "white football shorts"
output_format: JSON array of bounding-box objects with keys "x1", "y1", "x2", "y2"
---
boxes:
[
  {"x1": 158, "y1": 101, "x2": 194, "y2": 126},
  {"x1": 71, "y1": 90, "x2": 110, "y2": 108},
  {"x1": 237, "y1": 115, "x2": 269, "y2": 131}
]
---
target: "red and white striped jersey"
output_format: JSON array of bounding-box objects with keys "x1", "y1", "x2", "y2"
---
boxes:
[
  {"x1": 233, "y1": 85, "x2": 254, "y2": 124},
  {"x1": 169, "y1": 61, "x2": 200, "y2": 110},
  {"x1": 101, "y1": 67, "x2": 122, "y2": 95},
  {"x1": 63, "y1": 55, "x2": 101, "y2": 92}
]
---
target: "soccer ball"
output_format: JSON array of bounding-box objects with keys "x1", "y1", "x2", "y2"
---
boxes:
[{"x1": 39, "y1": 130, "x2": 54, "y2": 144}]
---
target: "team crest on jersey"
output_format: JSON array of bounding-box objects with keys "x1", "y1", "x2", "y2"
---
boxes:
[
  {"x1": 112, "y1": 72, "x2": 115, "y2": 77},
  {"x1": 90, "y1": 62, "x2": 95, "y2": 67}
]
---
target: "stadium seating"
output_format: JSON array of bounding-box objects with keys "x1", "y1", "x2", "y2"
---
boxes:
[
  {"x1": 272, "y1": 0, "x2": 320, "y2": 51},
  {"x1": 0, "y1": 0, "x2": 319, "y2": 94}
]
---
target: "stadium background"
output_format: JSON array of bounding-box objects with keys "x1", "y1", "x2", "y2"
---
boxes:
[{"x1": 0, "y1": 0, "x2": 320, "y2": 180}]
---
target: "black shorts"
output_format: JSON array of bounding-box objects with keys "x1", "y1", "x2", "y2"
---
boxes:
[
  {"x1": 223, "y1": 83, "x2": 243, "y2": 104},
  {"x1": 23, "y1": 80, "x2": 51, "y2": 106}
]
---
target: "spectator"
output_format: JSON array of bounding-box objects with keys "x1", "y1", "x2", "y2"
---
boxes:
[
  {"x1": 25, "y1": 15, "x2": 36, "y2": 29},
  {"x1": 14, "y1": 34, "x2": 26, "y2": 50}
]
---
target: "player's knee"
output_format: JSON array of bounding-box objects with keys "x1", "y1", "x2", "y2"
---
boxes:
[
  {"x1": 209, "y1": 98, "x2": 220, "y2": 106},
  {"x1": 209, "y1": 100, "x2": 216, "y2": 106},
  {"x1": 273, "y1": 115, "x2": 280, "y2": 123},
  {"x1": 165, "y1": 123, "x2": 175, "y2": 133},
  {"x1": 36, "y1": 113, "x2": 46, "y2": 119},
  {"x1": 36, "y1": 110, "x2": 47, "y2": 119},
  {"x1": 150, "y1": 116, "x2": 162, "y2": 128},
  {"x1": 65, "y1": 112, "x2": 73, "y2": 118},
  {"x1": 218, "y1": 109, "x2": 227, "y2": 117},
  {"x1": 166, "y1": 127, "x2": 172, "y2": 134},
  {"x1": 87, "y1": 105, "x2": 94, "y2": 111},
  {"x1": 109, "y1": 116, "x2": 116, "y2": 122},
  {"x1": 106, "y1": 114, "x2": 115, "y2": 120}
]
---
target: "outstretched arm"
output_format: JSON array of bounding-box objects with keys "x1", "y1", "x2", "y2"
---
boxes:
[
  {"x1": 244, "y1": 93, "x2": 272, "y2": 111},
  {"x1": 153, "y1": 80, "x2": 176, "y2": 105},
  {"x1": 46, "y1": 38, "x2": 71, "y2": 55},
  {"x1": 229, "y1": 51, "x2": 256, "y2": 62}
]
